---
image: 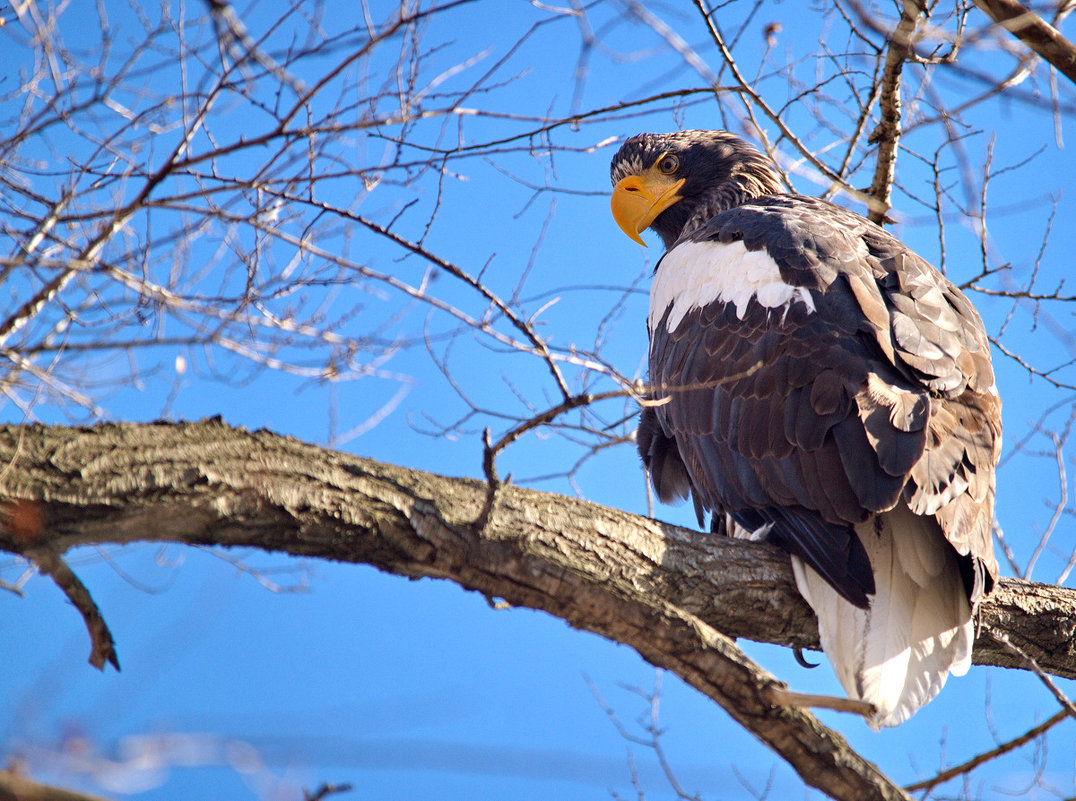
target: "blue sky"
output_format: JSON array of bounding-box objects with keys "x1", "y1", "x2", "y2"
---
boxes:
[{"x1": 2, "y1": 1, "x2": 1075, "y2": 799}]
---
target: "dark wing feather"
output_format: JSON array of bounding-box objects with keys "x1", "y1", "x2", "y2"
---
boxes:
[
  {"x1": 650, "y1": 298, "x2": 883, "y2": 605},
  {"x1": 637, "y1": 406, "x2": 691, "y2": 504},
  {"x1": 647, "y1": 194, "x2": 999, "y2": 606}
]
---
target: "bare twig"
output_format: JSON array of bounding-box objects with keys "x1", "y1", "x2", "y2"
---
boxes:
[
  {"x1": 23, "y1": 547, "x2": 119, "y2": 670},
  {"x1": 765, "y1": 687, "x2": 876, "y2": 718},
  {"x1": 904, "y1": 707, "x2": 1070, "y2": 793},
  {"x1": 303, "y1": 782, "x2": 354, "y2": 801}
]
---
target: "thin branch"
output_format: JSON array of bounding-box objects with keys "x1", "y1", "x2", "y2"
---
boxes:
[
  {"x1": 988, "y1": 630, "x2": 1076, "y2": 717},
  {"x1": 303, "y1": 782, "x2": 354, "y2": 801},
  {"x1": 866, "y1": 0, "x2": 925, "y2": 224},
  {"x1": 904, "y1": 707, "x2": 1070, "y2": 793},
  {"x1": 22, "y1": 546, "x2": 119, "y2": 670}
]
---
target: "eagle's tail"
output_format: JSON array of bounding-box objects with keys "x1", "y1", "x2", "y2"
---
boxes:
[{"x1": 789, "y1": 501, "x2": 973, "y2": 729}]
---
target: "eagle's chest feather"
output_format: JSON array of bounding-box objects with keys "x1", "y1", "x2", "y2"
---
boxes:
[{"x1": 649, "y1": 239, "x2": 816, "y2": 334}]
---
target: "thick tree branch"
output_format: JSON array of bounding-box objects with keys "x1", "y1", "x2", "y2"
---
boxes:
[
  {"x1": 0, "y1": 767, "x2": 115, "y2": 801},
  {"x1": 0, "y1": 421, "x2": 1073, "y2": 800},
  {"x1": 973, "y1": 0, "x2": 1076, "y2": 85}
]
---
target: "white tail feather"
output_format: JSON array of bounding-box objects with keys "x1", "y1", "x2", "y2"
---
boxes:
[{"x1": 790, "y1": 502, "x2": 973, "y2": 729}]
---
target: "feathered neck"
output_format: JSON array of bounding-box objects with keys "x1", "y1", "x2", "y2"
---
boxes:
[{"x1": 661, "y1": 152, "x2": 783, "y2": 248}]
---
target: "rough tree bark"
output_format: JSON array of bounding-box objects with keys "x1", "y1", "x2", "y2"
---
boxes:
[
  {"x1": 0, "y1": 768, "x2": 113, "y2": 801},
  {"x1": 1, "y1": 420, "x2": 1073, "y2": 801}
]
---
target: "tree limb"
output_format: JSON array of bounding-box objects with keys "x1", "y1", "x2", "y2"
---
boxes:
[
  {"x1": 0, "y1": 420, "x2": 1074, "y2": 799},
  {"x1": 866, "y1": 0, "x2": 925, "y2": 224},
  {"x1": 0, "y1": 767, "x2": 115, "y2": 801},
  {"x1": 972, "y1": 0, "x2": 1076, "y2": 86}
]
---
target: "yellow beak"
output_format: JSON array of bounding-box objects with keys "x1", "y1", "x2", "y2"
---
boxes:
[{"x1": 610, "y1": 169, "x2": 685, "y2": 246}]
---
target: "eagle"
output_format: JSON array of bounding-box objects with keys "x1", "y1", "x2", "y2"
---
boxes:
[{"x1": 610, "y1": 130, "x2": 1000, "y2": 728}]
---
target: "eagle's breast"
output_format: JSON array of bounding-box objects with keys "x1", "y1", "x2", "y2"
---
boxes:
[{"x1": 649, "y1": 239, "x2": 816, "y2": 333}]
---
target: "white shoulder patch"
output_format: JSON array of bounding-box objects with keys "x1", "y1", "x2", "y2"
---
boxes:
[{"x1": 649, "y1": 240, "x2": 816, "y2": 332}]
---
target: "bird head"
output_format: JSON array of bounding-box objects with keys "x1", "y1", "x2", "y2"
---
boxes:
[{"x1": 610, "y1": 130, "x2": 784, "y2": 249}]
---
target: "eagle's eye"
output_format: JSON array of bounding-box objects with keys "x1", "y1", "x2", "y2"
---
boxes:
[{"x1": 657, "y1": 154, "x2": 679, "y2": 175}]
